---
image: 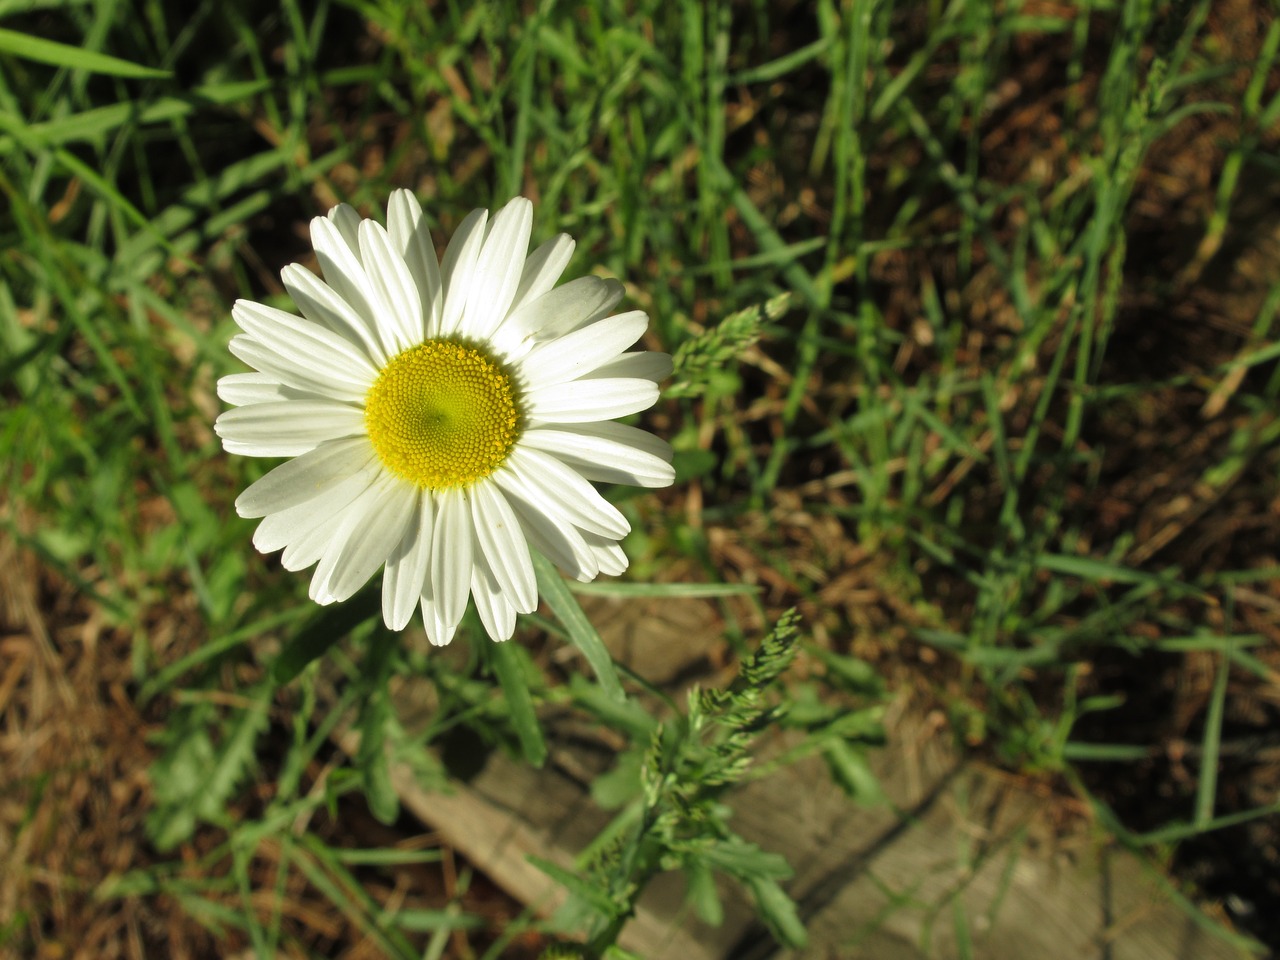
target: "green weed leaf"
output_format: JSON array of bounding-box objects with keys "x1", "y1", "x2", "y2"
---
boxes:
[
  {"x1": 823, "y1": 739, "x2": 886, "y2": 806},
  {"x1": 528, "y1": 855, "x2": 622, "y2": 920},
  {"x1": 747, "y1": 875, "x2": 808, "y2": 949},
  {"x1": 146, "y1": 684, "x2": 271, "y2": 850}
]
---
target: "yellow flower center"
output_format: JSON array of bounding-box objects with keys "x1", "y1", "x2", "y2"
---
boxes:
[{"x1": 364, "y1": 339, "x2": 521, "y2": 489}]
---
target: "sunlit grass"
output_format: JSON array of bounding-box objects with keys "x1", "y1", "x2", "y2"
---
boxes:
[{"x1": 3, "y1": 0, "x2": 1279, "y2": 955}]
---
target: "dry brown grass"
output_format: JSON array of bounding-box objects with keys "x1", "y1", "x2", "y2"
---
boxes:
[{"x1": 0, "y1": 535, "x2": 170, "y2": 958}]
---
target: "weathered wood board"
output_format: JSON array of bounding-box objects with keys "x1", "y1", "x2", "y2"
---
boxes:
[{"x1": 337, "y1": 596, "x2": 1256, "y2": 960}]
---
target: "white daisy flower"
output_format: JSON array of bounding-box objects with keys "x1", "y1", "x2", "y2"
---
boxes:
[{"x1": 215, "y1": 191, "x2": 674, "y2": 645}]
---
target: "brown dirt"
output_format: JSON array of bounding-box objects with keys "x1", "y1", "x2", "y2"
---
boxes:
[{"x1": 0, "y1": 535, "x2": 546, "y2": 960}]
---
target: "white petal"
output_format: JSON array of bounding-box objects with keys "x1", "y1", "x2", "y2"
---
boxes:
[
  {"x1": 312, "y1": 216, "x2": 376, "y2": 327},
  {"x1": 310, "y1": 474, "x2": 416, "y2": 605},
  {"x1": 327, "y1": 203, "x2": 363, "y2": 260},
  {"x1": 584, "y1": 350, "x2": 673, "y2": 383},
  {"x1": 536, "y1": 418, "x2": 673, "y2": 461},
  {"x1": 470, "y1": 481, "x2": 536, "y2": 613},
  {"x1": 280, "y1": 476, "x2": 384, "y2": 575},
  {"x1": 217, "y1": 373, "x2": 289, "y2": 407},
  {"x1": 521, "y1": 422, "x2": 675, "y2": 488},
  {"x1": 281, "y1": 516, "x2": 342, "y2": 574},
  {"x1": 508, "y1": 233, "x2": 574, "y2": 316},
  {"x1": 493, "y1": 276, "x2": 623, "y2": 359},
  {"x1": 252, "y1": 470, "x2": 373, "y2": 553},
  {"x1": 493, "y1": 467, "x2": 599, "y2": 581},
  {"x1": 282, "y1": 263, "x2": 386, "y2": 366},
  {"x1": 382, "y1": 489, "x2": 435, "y2": 631},
  {"x1": 585, "y1": 533, "x2": 629, "y2": 577},
  {"x1": 358, "y1": 219, "x2": 424, "y2": 356},
  {"x1": 458, "y1": 197, "x2": 531, "y2": 341},
  {"x1": 387, "y1": 189, "x2": 443, "y2": 337},
  {"x1": 523, "y1": 378, "x2": 659, "y2": 422},
  {"x1": 215, "y1": 399, "x2": 365, "y2": 458},
  {"x1": 471, "y1": 556, "x2": 517, "y2": 642},
  {"x1": 419, "y1": 593, "x2": 458, "y2": 647},
  {"x1": 517, "y1": 311, "x2": 648, "y2": 390},
  {"x1": 229, "y1": 336, "x2": 370, "y2": 403},
  {"x1": 235, "y1": 435, "x2": 378, "y2": 518},
  {"x1": 222, "y1": 439, "x2": 314, "y2": 457},
  {"x1": 438, "y1": 209, "x2": 488, "y2": 337},
  {"x1": 505, "y1": 447, "x2": 629, "y2": 539},
  {"x1": 429, "y1": 487, "x2": 474, "y2": 635},
  {"x1": 230, "y1": 300, "x2": 379, "y2": 389}
]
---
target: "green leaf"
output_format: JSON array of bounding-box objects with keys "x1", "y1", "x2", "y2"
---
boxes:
[
  {"x1": 146, "y1": 686, "x2": 272, "y2": 850},
  {"x1": 486, "y1": 639, "x2": 547, "y2": 767},
  {"x1": 528, "y1": 855, "x2": 621, "y2": 919},
  {"x1": 0, "y1": 0, "x2": 95, "y2": 11},
  {"x1": 140, "y1": 607, "x2": 305, "y2": 702},
  {"x1": 685, "y1": 859, "x2": 724, "y2": 927},
  {"x1": 331, "y1": 848, "x2": 444, "y2": 866},
  {"x1": 590, "y1": 749, "x2": 643, "y2": 809},
  {"x1": 569, "y1": 580, "x2": 760, "y2": 599},
  {"x1": 823, "y1": 739, "x2": 886, "y2": 805},
  {"x1": 391, "y1": 908, "x2": 486, "y2": 932},
  {"x1": 807, "y1": 645, "x2": 885, "y2": 697},
  {"x1": 532, "y1": 550, "x2": 625, "y2": 702},
  {"x1": 747, "y1": 876, "x2": 808, "y2": 949},
  {"x1": 293, "y1": 837, "x2": 420, "y2": 959},
  {"x1": 1036, "y1": 553, "x2": 1205, "y2": 599},
  {"x1": 356, "y1": 630, "x2": 399, "y2": 825},
  {"x1": 197, "y1": 686, "x2": 272, "y2": 821},
  {"x1": 95, "y1": 869, "x2": 161, "y2": 898},
  {"x1": 698, "y1": 838, "x2": 793, "y2": 880},
  {"x1": 272, "y1": 587, "x2": 380, "y2": 685},
  {"x1": 569, "y1": 675, "x2": 658, "y2": 741},
  {"x1": 0, "y1": 27, "x2": 170, "y2": 77}
]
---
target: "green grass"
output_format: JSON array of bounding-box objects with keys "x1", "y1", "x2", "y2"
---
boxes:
[{"x1": 3, "y1": 0, "x2": 1279, "y2": 956}]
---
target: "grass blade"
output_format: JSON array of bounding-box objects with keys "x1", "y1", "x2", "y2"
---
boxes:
[
  {"x1": 0, "y1": 27, "x2": 170, "y2": 77},
  {"x1": 532, "y1": 550, "x2": 624, "y2": 702}
]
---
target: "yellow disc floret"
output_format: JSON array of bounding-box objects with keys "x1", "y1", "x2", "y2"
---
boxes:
[{"x1": 364, "y1": 339, "x2": 521, "y2": 489}]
